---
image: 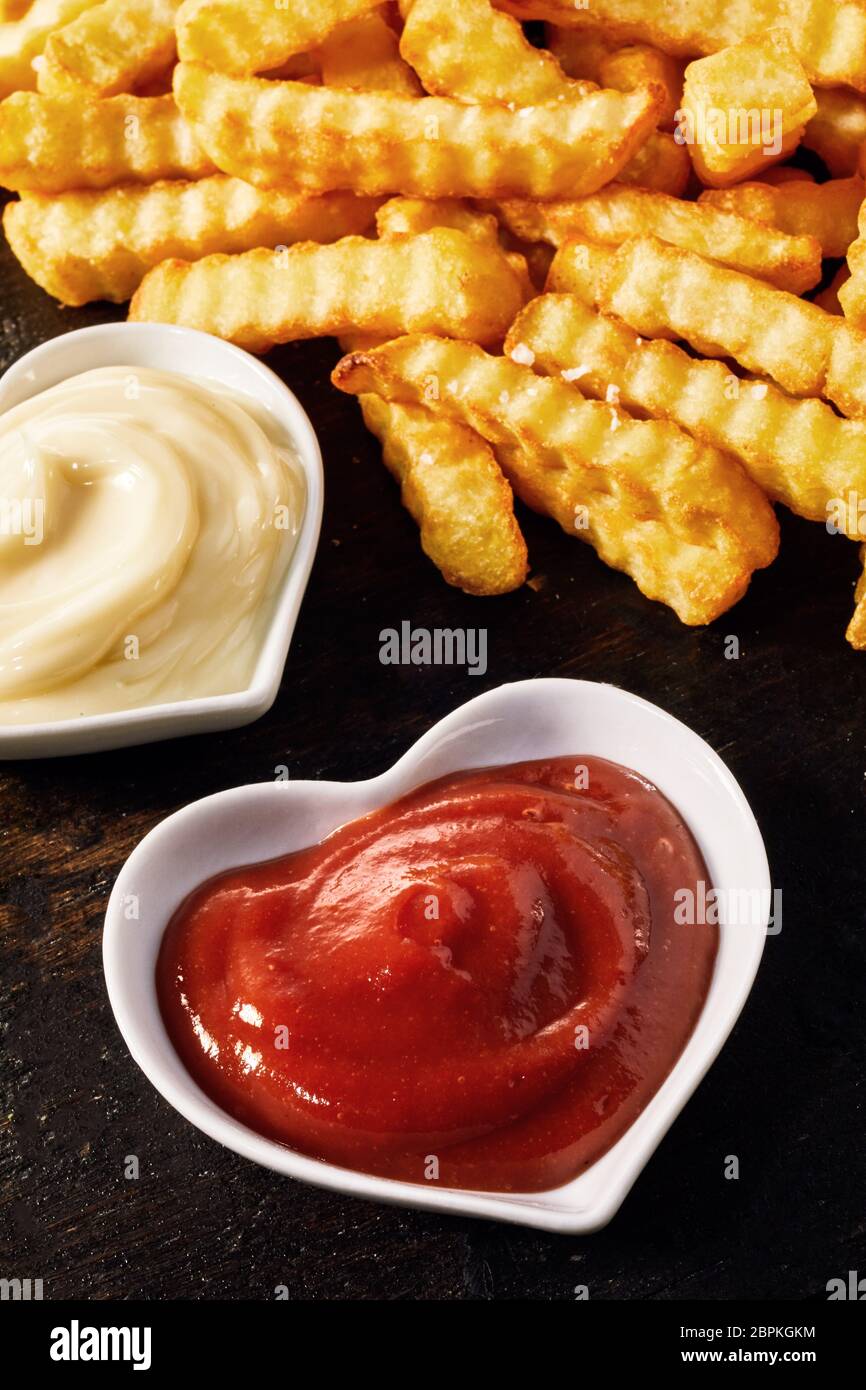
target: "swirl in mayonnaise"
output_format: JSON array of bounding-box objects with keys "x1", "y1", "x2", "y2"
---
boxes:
[{"x1": 0, "y1": 366, "x2": 304, "y2": 722}]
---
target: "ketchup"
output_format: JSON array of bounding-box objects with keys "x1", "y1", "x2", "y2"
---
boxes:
[{"x1": 157, "y1": 757, "x2": 717, "y2": 1192}]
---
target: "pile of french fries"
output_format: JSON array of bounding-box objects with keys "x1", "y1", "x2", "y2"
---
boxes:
[{"x1": 5, "y1": 1, "x2": 866, "y2": 641}]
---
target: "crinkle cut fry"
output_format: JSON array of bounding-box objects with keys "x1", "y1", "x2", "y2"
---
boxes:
[
  {"x1": 37, "y1": 0, "x2": 180, "y2": 98},
  {"x1": 494, "y1": 0, "x2": 866, "y2": 92},
  {"x1": 804, "y1": 87, "x2": 866, "y2": 177},
  {"x1": 698, "y1": 177, "x2": 864, "y2": 260},
  {"x1": 494, "y1": 187, "x2": 822, "y2": 293},
  {"x1": 3, "y1": 179, "x2": 381, "y2": 305},
  {"x1": 548, "y1": 234, "x2": 866, "y2": 421},
  {"x1": 0, "y1": 91, "x2": 214, "y2": 192},
  {"x1": 506, "y1": 292, "x2": 866, "y2": 535},
  {"x1": 839, "y1": 196, "x2": 866, "y2": 326},
  {"x1": 175, "y1": 0, "x2": 383, "y2": 76},
  {"x1": 352, "y1": 199, "x2": 529, "y2": 598},
  {"x1": 399, "y1": 0, "x2": 595, "y2": 104},
  {"x1": 331, "y1": 335, "x2": 779, "y2": 626},
  {"x1": 320, "y1": 12, "x2": 422, "y2": 96},
  {"x1": 0, "y1": 0, "x2": 101, "y2": 99},
  {"x1": 172, "y1": 62, "x2": 664, "y2": 200},
  {"x1": 359, "y1": 395, "x2": 529, "y2": 596},
  {"x1": 128, "y1": 228, "x2": 529, "y2": 352}
]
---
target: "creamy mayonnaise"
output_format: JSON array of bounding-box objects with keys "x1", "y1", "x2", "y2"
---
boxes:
[{"x1": 0, "y1": 366, "x2": 305, "y2": 723}]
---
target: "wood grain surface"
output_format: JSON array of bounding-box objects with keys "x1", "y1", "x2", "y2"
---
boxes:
[{"x1": 1, "y1": 227, "x2": 865, "y2": 1302}]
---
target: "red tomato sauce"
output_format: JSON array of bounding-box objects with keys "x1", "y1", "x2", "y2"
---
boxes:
[{"x1": 157, "y1": 757, "x2": 717, "y2": 1192}]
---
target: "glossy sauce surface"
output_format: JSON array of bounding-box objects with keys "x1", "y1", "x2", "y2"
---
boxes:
[
  {"x1": 157, "y1": 757, "x2": 718, "y2": 1192},
  {"x1": 0, "y1": 366, "x2": 304, "y2": 721}
]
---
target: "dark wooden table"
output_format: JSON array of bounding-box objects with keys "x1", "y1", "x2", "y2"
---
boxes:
[{"x1": 1, "y1": 229, "x2": 864, "y2": 1303}]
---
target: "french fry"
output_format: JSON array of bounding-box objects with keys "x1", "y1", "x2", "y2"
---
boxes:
[
  {"x1": 615, "y1": 130, "x2": 690, "y2": 196},
  {"x1": 332, "y1": 334, "x2": 779, "y2": 626},
  {"x1": 699, "y1": 178, "x2": 864, "y2": 260},
  {"x1": 548, "y1": 235, "x2": 866, "y2": 421},
  {"x1": 815, "y1": 266, "x2": 849, "y2": 316},
  {"x1": 495, "y1": 185, "x2": 822, "y2": 293},
  {"x1": 547, "y1": 24, "x2": 683, "y2": 130},
  {"x1": 176, "y1": 0, "x2": 384, "y2": 76},
  {"x1": 545, "y1": 236, "x2": 613, "y2": 306},
  {"x1": 0, "y1": 0, "x2": 99, "y2": 97},
  {"x1": 399, "y1": 0, "x2": 594, "y2": 104},
  {"x1": 397, "y1": 1, "x2": 683, "y2": 198},
  {"x1": 347, "y1": 195, "x2": 530, "y2": 597},
  {"x1": 0, "y1": 2, "x2": 32, "y2": 18},
  {"x1": 839, "y1": 200, "x2": 866, "y2": 325},
  {"x1": 803, "y1": 88, "x2": 866, "y2": 177},
  {"x1": 544, "y1": 23, "x2": 611, "y2": 82},
  {"x1": 320, "y1": 12, "x2": 421, "y2": 95},
  {"x1": 173, "y1": 61, "x2": 663, "y2": 200},
  {"x1": 4, "y1": 178, "x2": 380, "y2": 304},
  {"x1": 359, "y1": 395, "x2": 529, "y2": 595},
  {"x1": 508, "y1": 292, "x2": 866, "y2": 535},
  {"x1": 37, "y1": 0, "x2": 179, "y2": 98},
  {"x1": 497, "y1": 0, "x2": 866, "y2": 92},
  {"x1": 129, "y1": 228, "x2": 529, "y2": 352},
  {"x1": 760, "y1": 165, "x2": 815, "y2": 185},
  {"x1": 376, "y1": 195, "x2": 534, "y2": 297},
  {"x1": 847, "y1": 550, "x2": 866, "y2": 649},
  {"x1": 549, "y1": 235, "x2": 833, "y2": 393},
  {"x1": 680, "y1": 31, "x2": 817, "y2": 187},
  {"x1": 376, "y1": 196, "x2": 500, "y2": 244},
  {"x1": 0, "y1": 90, "x2": 213, "y2": 191}
]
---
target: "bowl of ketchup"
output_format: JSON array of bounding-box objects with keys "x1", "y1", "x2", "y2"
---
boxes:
[{"x1": 103, "y1": 679, "x2": 771, "y2": 1231}]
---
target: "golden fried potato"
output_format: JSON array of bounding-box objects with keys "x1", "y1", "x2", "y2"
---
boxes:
[
  {"x1": 332, "y1": 334, "x2": 779, "y2": 625},
  {"x1": 398, "y1": 1, "x2": 685, "y2": 200},
  {"x1": 760, "y1": 165, "x2": 815, "y2": 185},
  {"x1": 548, "y1": 234, "x2": 866, "y2": 421},
  {"x1": 176, "y1": 0, "x2": 385, "y2": 75},
  {"x1": 699, "y1": 178, "x2": 864, "y2": 259},
  {"x1": 0, "y1": 2, "x2": 33, "y2": 19},
  {"x1": 320, "y1": 12, "x2": 421, "y2": 95},
  {"x1": 595, "y1": 44, "x2": 683, "y2": 131},
  {"x1": 359, "y1": 395, "x2": 528, "y2": 595},
  {"x1": 376, "y1": 195, "x2": 533, "y2": 298},
  {"x1": 814, "y1": 266, "x2": 849, "y2": 316},
  {"x1": 4, "y1": 179, "x2": 380, "y2": 304},
  {"x1": 547, "y1": 25, "x2": 683, "y2": 130},
  {"x1": 377, "y1": 196, "x2": 499, "y2": 244},
  {"x1": 615, "y1": 130, "x2": 690, "y2": 196},
  {"x1": 838, "y1": 199, "x2": 866, "y2": 326},
  {"x1": 680, "y1": 31, "x2": 816, "y2": 186},
  {"x1": 0, "y1": 90, "x2": 213, "y2": 191},
  {"x1": 803, "y1": 88, "x2": 866, "y2": 177},
  {"x1": 129, "y1": 227, "x2": 529, "y2": 351},
  {"x1": 356, "y1": 194, "x2": 532, "y2": 595},
  {"x1": 173, "y1": 62, "x2": 663, "y2": 200},
  {"x1": 399, "y1": 0, "x2": 593, "y2": 104},
  {"x1": 37, "y1": 0, "x2": 179, "y2": 97},
  {"x1": 847, "y1": 549, "x2": 866, "y2": 649},
  {"x1": 499, "y1": 0, "x2": 866, "y2": 91},
  {"x1": 495, "y1": 185, "x2": 822, "y2": 293},
  {"x1": 544, "y1": 235, "x2": 612, "y2": 304},
  {"x1": 0, "y1": 0, "x2": 99, "y2": 97},
  {"x1": 508, "y1": 292, "x2": 866, "y2": 535}
]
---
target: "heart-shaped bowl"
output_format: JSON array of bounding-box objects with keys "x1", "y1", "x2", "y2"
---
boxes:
[
  {"x1": 103, "y1": 677, "x2": 770, "y2": 1231},
  {"x1": 0, "y1": 323, "x2": 323, "y2": 758}
]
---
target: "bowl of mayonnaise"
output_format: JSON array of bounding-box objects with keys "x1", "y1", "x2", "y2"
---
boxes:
[{"x1": 0, "y1": 322, "x2": 323, "y2": 757}]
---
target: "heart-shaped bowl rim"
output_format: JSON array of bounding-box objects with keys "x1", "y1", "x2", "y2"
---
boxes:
[
  {"x1": 0, "y1": 322, "x2": 323, "y2": 758},
  {"x1": 103, "y1": 677, "x2": 770, "y2": 1231}
]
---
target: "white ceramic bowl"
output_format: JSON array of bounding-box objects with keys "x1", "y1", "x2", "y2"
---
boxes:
[
  {"x1": 0, "y1": 323, "x2": 323, "y2": 758},
  {"x1": 103, "y1": 678, "x2": 770, "y2": 1232}
]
